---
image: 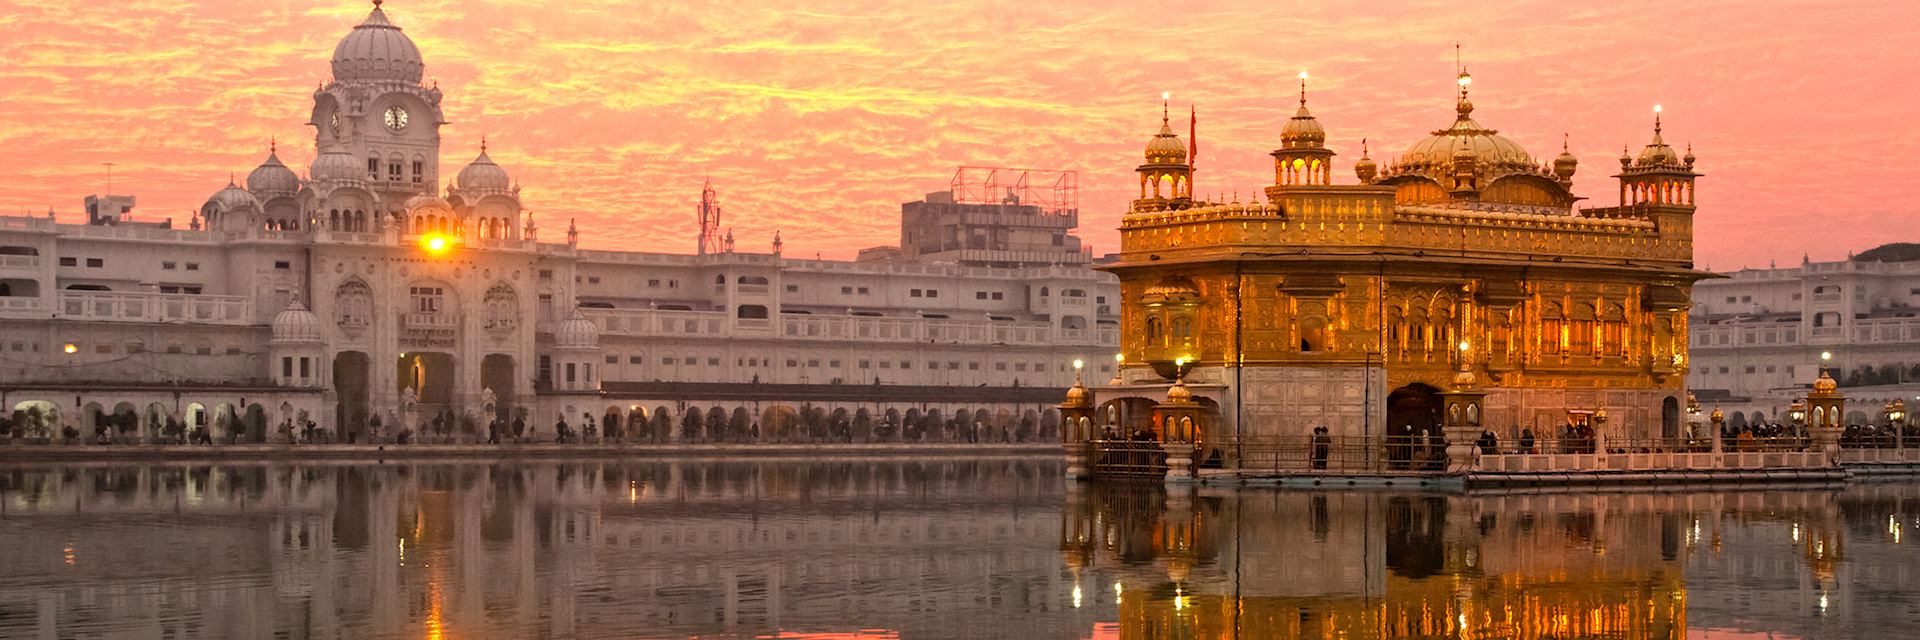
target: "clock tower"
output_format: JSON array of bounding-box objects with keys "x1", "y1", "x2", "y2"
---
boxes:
[{"x1": 310, "y1": 0, "x2": 445, "y2": 213}]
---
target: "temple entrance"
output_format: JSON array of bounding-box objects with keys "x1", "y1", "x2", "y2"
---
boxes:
[
  {"x1": 334, "y1": 351, "x2": 370, "y2": 440},
  {"x1": 1661, "y1": 396, "x2": 1681, "y2": 439},
  {"x1": 397, "y1": 352, "x2": 456, "y2": 407},
  {"x1": 1386, "y1": 383, "x2": 1442, "y2": 469},
  {"x1": 480, "y1": 354, "x2": 516, "y2": 421}
]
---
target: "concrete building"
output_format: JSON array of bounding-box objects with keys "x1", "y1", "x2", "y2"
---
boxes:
[{"x1": 0, "y1": 1, "x2": 1117, "y2": 444}]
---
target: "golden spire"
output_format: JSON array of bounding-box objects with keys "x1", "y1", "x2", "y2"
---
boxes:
[{"x1": 1297, "y1": 71, "x2": 1308, "y2": 107}]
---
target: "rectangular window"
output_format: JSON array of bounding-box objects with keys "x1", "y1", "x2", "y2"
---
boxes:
[
  {"x1": 785, "y1": 285, "x2": 799, "y2": 293},
  {"x1": 388, "y1": 160, "x2": 401, "y2": 180},
  {"x1": 605, "y1": 355, "x2": 618, "y2": 364},
  {"x1": 565, "y1": 363, "x2": 577, "y2": 383},
  {"x1": 842, "y1": 286, "x2": 854, "y2": 295},
  {"x1": 628, "y1": 356, "x2": 643, "y2": 364},
  {"x1": 1096, "y1": 296, "x2": 1106, "y2": 304},
  {"x1": 162, "y1": 261, "x2": 177, "y2": 270},
  {"x1": 900, "y1": 361, "x2": 911, "y2": 369},
  {"x1": 858, "y1": 287, "x2": 869, "y2": 294},
  {"x1": 300, "y1": 357, "x2": 310, "y2": 378},
  {"x1": 587, "y1": 276, "x2": 601, "y2": 284},
  {"x1": 184, "y1": 286, "x2": 201, "y2": 295},
  {"x1": 86, "y1": 258, "x2": 103, "y2": 268},
  {"x1": 927, "y1": 290, "x2": 938, "y2": 298},
  {"x1": 283, "y1": 357, "x2": 293, "y2": 377},
  {"x1": 58, "y1": 257, "x2": 76, "y2": 266},
  {"x1": 1725, "y1": 296, "x2": 1737, "y2": 303},
  {"x1": 225, "y1": 346, "x2": 241, "y2": 355},
  {"x1": 968, "y1": 362, "x2": 980, "y2": 370},
  {"x1": 94, "y1": 344, "x2": 112, "y2": 354},
  {"x1": 829, "y1": 359, "x2": 841, "y2": 368},
  {"x1": 664, "y1": 357, "x2": 677, "y2": 365},
  {"x1": 539, "y1": 269, "x2": 554, "y2": 280},
  {"x1": 807, "y1": 359, "x2": 820, "y2": 367},
  {"x1": 185, "y1": 262, "x2": 199, "y2": 271},
  {"x1": 367, "y1": 157, "x2": 380, "y2": 178},
  {"x1": 879, "y1": 361, "x2": 891, "y2": 369},
  {"x1": 1015, "y1": 363, "x2": 1027, "y2": 372},
  {"x1": 648, "y1": 279, "x2": 661, "y2": 287},
  {"x1": 707, "y1": 357, "x2": 720, "y2": 366},
  {"x1": 583, "y1": 364, "x2": 592, "y2": 382},
  {"x1": 194, "y1": 346, "x2": 212, "y2": 355},
  {"x1": 1744, "y1": 366, "x2": 1756, "y2": 374},
  {"x1": 947, "y1": 362, "x2": 959, "y2": 370},
  {"x1": 274, "y1": 261, "x2": 290, "y2": 270},
  {"x1": 992, "y1": 292, "x2": 1003, "y2": 300},
  {"x1": 976, "y1": 291, "x2": 988, "y2": 300},
  {"x1": 539, "y1": 355, "x2": 552, "y2": 381},
  {"x1": 411, "y1": 160, "x2": 424, "y2": 183},
  {"x1": 910, "y1": 289, "x2": 922, "y2": 297},
  {"x1": 160, "y1": 286, "x2": 179, "y2": 294},
  {"x1": 410, "y1": 286, "x2": 444, "y2": 313},
  {"x1": 859, "y1": 360, "x2": 871, "y2": 369},
  {"x1": 996, "y1": 362, "x2": 1007, "y2": 371}
]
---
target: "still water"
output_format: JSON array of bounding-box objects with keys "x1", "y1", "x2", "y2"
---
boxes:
[{"x1": 0, "y1": 459, "x2": 1915, "y2": 639}]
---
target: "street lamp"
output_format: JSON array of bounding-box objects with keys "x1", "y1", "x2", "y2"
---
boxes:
[
  {"x1": 62, "y1": 343, "x2": 77, "y2": 354},
  {"x1": 1109, "y1": 352, "x2": 1125, "y2": 386}
]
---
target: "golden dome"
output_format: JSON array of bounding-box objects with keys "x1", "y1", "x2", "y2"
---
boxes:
[
  {"x1": 1451, "y1": 365, "x2": 1477, "y2": 389},
  {"x1": 1709, "y1": 406, "x2": 1724, "y2": 422},
  {"x1": 1553, "y1": 134, "x2": 1578, "y2": 180},
  {"x1": 1398, "y1": 97, "x2": 1535, "y2": 174},
  {"x1": 1354, "y1": 138, "x2": 1378, "y2": 182},
  {"x1": 1142, "y1": 276, "x2": 1200, "y2": 303},
  {"x1": 1813, "y1": 370, "x2": 1838, "y2": 393},
  {"x1": 1144, "y1": 114, "x2": 1187, "y2": 165},
  {"x1": 1166, "y1": 378, "x2": 1193, "y2": 404},
  {"x1": 1279, "y1": 86, "x2": 1326, "y2": 148},
  {"x1": 1063, "y1": 382, "x2": 1091, "y2": 408}
]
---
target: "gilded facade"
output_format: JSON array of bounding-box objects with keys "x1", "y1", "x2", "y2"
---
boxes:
[{"x1": 1094, "y1": 73, "x2": 1710, "y2": 444}]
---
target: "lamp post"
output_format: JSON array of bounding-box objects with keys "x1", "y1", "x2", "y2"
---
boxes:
[{"x1": 1686, "y1": 392, "x2": 1703, "y2": 449}]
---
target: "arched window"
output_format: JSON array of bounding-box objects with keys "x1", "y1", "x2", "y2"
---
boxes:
[
  {"x1": 483, "y1": 282, "x2": 518, "y2": 330},
  {"x1": 336, "y1": 278, "x2": 373, "y2": 328},
  {"x1": 1145, "y1": 314, "x2": 1163, "y2": 347},
  {"x1": 1170, "y1": 314, "x2": 1193, "y2": 344}
]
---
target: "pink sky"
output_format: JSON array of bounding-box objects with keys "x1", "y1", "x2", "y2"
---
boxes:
[{"x1": 0, "y1": 0, "x2": 1914, "y2": 270}]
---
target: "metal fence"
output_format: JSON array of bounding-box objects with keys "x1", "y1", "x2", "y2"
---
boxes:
[
  {"x1": 1219, "y1": 436, "x2": 1446, "y2": 474},
  {"x1": 1087, "y1": 440, "x2": 1169, "y2": 478}
]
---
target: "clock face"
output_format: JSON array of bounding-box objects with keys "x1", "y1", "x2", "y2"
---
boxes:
[{"x1": 384, "y1": 106, "x2": 409, "y2": 132}]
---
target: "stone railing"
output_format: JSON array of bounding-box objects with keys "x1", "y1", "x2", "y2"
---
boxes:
[{"x1": 58, "y1": 291, "x2": 249, "y2": 325}]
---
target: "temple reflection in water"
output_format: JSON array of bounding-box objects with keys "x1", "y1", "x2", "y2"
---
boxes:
[{"x1": 0, "y1": 461, "x2": 1914, "y2": 639}]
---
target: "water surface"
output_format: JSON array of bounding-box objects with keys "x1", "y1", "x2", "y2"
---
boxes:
[{"x1": 0, "y1": 460, "x2": 1914, "y2": 639}]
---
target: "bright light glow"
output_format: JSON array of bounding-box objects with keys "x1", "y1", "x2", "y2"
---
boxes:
[
  {"x1": 419, "y1": 233, "x2": 453, "y2": 256},
  {"x1": 1174, "y1": 356, "x2": 1188, "y2": 367},
  {"x1": 1458, "y1": 341, "x2": 1471, "y2": 352},
  {"x1": 1654, "y1": 103, "x2": 1664, "y2": 113},
  {"x1": 1071, "y1": 584, "x2": 1083, "y2": 608},
  {"x1": 1072, "y1": 359, "x2": 1084, "y2": 370},
  {"x1": 1457, "y1": 72, "x2": 1472, "y2": 86},
  {"x1": 62, "y1": 343, "x2": 76, "y2": 354},
  {"x1": 1298, "y1": 70, "x2": 1309, "y2": 80},
  {"x1": 1821, "y1": 351, "x2": 1832, "y2": 361},
  {"x1": 1160, "y1": 91, "x2": 1170, "y2": 101},
  {"x1": 1114, "y1": 353, "x2": 1124, "y2": 363}
]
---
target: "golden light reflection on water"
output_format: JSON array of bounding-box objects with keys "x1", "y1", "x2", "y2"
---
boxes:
[{"x1": 0, "y1": 462, "x2": 1913, "y2": 639}]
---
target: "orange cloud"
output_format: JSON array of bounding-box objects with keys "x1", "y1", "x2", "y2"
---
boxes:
[{"x1": 0, "y1": 0, "x2": 1915, "y2": 269}]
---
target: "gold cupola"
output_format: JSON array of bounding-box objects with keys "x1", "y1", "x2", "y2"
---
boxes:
[
  {"x1": 1134, "y1": 97, "x2": 1192, "y2": 212},
  {"x1": 1270, "y1": 71, "x2": 1335, "y2": 188}
]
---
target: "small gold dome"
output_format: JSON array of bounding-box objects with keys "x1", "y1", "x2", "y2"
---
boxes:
[
  {"x1": 1063, "y1": 382, "x2": 1091, "y2": 408},
  {"x1": 1709, "y1": 406, "x2": 1724, "y2": 421},
  {"x1": 1813, "y1": 370, "x2": 1838, "y2": 393},
  {"x1": 1354, "y1": 138, "x2": 1378, "y2": 182},
  {"x1": 1451, "y1": 366, "x2": 1477, "y2": 389},
  {"x1": 1279, "y1": 104, "x2": 1326, "y2": 148},
  {"x1": 1142, "y1": 276, "x2": 1200, "y2": 303},
  {"x1": 1144, "y1": 116, "x2": 1187, "y2": 165},
  {"x1": 1166, "y1": 379, "x2": 1193, "y2": 404},
  {"x1": 1553, "y1": 134, "x2": 1578, "y2": 180}
]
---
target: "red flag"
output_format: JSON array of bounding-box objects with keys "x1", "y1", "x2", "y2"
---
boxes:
[{"x1": 1188, "y1": 105, "x2": 1198, "y2": 168}]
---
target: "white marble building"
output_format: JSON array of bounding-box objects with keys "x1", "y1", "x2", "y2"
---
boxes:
[
  {"x1": 0, "y1": 2, "x2": 1117, "y2": 443},
  {"x1": 1689, "y1": 252, "x2": 1920, "y2": 424}
]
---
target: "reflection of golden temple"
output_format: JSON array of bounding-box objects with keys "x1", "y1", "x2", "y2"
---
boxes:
[{"x1": 1076, "y1": 67, "x2": 1713, "y2": 458}]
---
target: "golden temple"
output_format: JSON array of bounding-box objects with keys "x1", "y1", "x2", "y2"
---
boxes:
[{"x1": 1085, "y1": 70, "x2": 1709, "y2": 447}]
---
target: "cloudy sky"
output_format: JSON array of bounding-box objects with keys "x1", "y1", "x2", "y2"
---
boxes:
[{"x1": 0, "y1": 0, "x2": 1913, "y2": 269}]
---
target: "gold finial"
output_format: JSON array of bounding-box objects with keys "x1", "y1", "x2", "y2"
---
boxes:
[
  {"x1": 372, "y1": 0, "x2": 383, "y2": 7},
  {"x1": 269, "y1": 136, "x2": 276, "y2": 155},
  {"x1": 1653, "y1": 104, "x2": 1663, "y2": 134},
  {"x1": 1297, "y1": 71, "x2": 1308, "y2": 106},
  {"x1": 1563, "y1": 132, "x2": 1570, "y2": 152},
  {"x1": 1161, "y1": 91, "x2": 1170, "y2": 124},
  {"x1": 1361, "y1": 137, "x2": 1369, "y2": 156},
  {"x1": 480, "y1": 135, "x2": 488, "y2": 154}
]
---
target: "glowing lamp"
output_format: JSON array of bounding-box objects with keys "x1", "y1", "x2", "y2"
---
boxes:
[
  {"x1": 1114, "y1": 353, "x2": 1124, "y2": 363},
  {"x1": 1298, "y1": 71, "x2": 1309, "y2": 80},
  {"x1": 419, "y1": 233, "x2": 454, "y2": 256},
  {"x1": 1654, "y1": 103, "x2": 1663, "y2": 113},
  {"x1": 1072, "y1": 359, "x2": 1084, "y2": 370},
  {"x1": 1820, "y1": 351, "x2": 1832, "y2": 362},
  {"x1": 1458, "y1": 341, "x2": 1471, "y2": 352},
  {"x1": 1457, "y1": 72, "x2": 1472, "y2": 86},
  {"x1": 63, "y1": 343, "x2": 77, "y2": 354}
]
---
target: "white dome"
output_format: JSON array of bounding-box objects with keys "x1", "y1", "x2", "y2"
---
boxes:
[
  {"x1": 206, "y1": 181, "x2": 261, "y2": 212},
  {"x1": 271, "y1": 297, "x2": 322, "y2": 343},
  {"x1": 404, "y1": 193, "x2": 452, "y2": 211},
  {"x1": 247, "y1": 149, "x2": 300, "y2": 195},
  {"x1": 311, "y1": 149, "x2": 362, "y2": 183},
  {"x1": 553, "y1": 307, "x2": 599, "y2": 349},
  {"x1": 456, "y1": 150, "x2": 511, "y2": 192},
  {"x1": 331, "y1": 3, "x2": 423, "y2": 84}
]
